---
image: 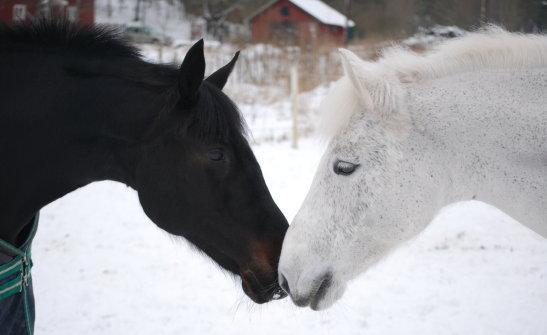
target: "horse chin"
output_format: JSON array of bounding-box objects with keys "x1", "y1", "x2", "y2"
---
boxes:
[{"x1": 309, "y1": 281, "x2": 346, "y2": 311}]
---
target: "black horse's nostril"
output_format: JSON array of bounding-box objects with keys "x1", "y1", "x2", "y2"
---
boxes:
[{"x1": 279, "y1": 273, "x2": 290, "y2": 295}]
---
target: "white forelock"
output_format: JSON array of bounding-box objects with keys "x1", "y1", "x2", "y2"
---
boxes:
[{"x1": 320, "y1": 26, "x2": 547, "y2": 138}]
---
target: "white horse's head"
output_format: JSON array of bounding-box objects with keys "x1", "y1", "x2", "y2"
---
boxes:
[
  {"x1": 278, "y1": 49, "x2": 411, "y2": 310},
  {"x1": 279, "y1": 27, "x2": 547, "y2": 310}
]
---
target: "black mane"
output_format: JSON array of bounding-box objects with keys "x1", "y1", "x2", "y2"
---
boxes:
[
  {"x1": 0, "y1": 19, "x2": 140, "y2": 58},
  {"x1": 0, "y1": 20, "x2": 245, "y2": 142}
]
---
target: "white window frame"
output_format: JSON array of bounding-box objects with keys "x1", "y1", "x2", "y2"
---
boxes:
[{"x1": 12, "y1": 4, "x2": 27, "y2": 22}]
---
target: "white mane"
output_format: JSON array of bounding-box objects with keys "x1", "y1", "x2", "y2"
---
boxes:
[{"x1": 320, "y1": 26, "x2": 547, "y2": 138}]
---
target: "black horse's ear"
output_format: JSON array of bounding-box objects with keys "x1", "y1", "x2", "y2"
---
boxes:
[
  {"x1": 205, "y1": 51, "x2": 240, "y2": 90},
  {"x1": 179, "y1": 39, "x2": 205, "y2": 106}
]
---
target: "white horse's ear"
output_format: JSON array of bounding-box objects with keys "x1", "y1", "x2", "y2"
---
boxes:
[
  {"x1": 338, "y1": 49, "x2": 376, "y2": 109},
  {"x1": 338, "y1": 49, "x2": 370, "y2": 95},
  {"x1": 338, "y1": 48, "x2": 403, "y2": 118}
]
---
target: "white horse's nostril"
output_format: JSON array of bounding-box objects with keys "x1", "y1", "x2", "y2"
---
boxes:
[
  {"x1": 309, "y1": 272, "x2": 333, "y2": 310},
  {"x1": 284, "y1": 270, "x2": 334, "y2": 308}
]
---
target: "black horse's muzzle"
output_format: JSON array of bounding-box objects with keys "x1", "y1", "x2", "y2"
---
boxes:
[{"x1": 241, "y1": 269, "x2": 288, "y2": 303}]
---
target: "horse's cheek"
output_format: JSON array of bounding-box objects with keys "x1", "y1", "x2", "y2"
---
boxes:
[{"x1": 133, "y1": 152, "x2": 186, "y2": 233}]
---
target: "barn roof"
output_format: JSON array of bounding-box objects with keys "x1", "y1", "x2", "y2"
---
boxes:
[{"x1": 248, "y1": 0, "x2": 355, "y2": 28}]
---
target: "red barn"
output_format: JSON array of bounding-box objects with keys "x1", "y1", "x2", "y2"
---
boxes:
[
  {"x1": 247, "y1": 0, "x2": 354, "y2": 46},
  {"x1": 0, "y1": 0, "x2": 94, "y2": 25}
]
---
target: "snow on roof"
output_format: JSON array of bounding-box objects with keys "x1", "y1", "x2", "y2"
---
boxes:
[
  {"x1": 247, "y1": 0, "x2": 355, "y2": 28},
  {"x1": 289, "y1": 0, "x2": 355, "y2": 27}
]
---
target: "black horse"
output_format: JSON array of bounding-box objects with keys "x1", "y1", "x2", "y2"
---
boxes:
[{"x1": 0, "y1": 20, "x2": 288, "y2": 333}]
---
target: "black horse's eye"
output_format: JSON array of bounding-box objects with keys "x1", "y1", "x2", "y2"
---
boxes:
[
  {"x1": 207, "y1": 149, "x2": 224, "y2": 161},
  {"x1": 334, "y1": 160, "x2": 359, "y2": 176}
]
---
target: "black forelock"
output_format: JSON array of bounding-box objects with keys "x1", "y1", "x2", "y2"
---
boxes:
[{"x1": 182, "y1": 81, "x2": 247, "y2": 142}]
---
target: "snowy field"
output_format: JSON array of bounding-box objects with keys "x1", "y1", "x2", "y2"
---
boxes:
[
  {"x1": 27, "y1": 3, "x2": 547, "y2": 332},
  {"x1": 32, "y1": 136, "x2": 547, "y2": 334}
]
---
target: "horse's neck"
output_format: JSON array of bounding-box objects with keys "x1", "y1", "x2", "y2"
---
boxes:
[
  {"x1": 404, "y1": 68, "x2": 547, "y2": 234},
  {"x1": 0, "y1": 54, "x2": 159, "y2": 244}
]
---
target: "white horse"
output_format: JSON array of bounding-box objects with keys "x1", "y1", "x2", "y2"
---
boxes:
[{"x1": 278, "y1": 27, "x2": 547, "y2": 311}]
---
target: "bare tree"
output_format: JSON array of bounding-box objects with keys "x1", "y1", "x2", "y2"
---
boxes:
[{"x1": 202, "y1": 0, "x2": 242, "y2": 41}]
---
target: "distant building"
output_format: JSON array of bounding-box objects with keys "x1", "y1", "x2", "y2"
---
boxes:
[
  {"x1": 0, "y1": 0, "x2": 94, "y2": 25},
  {"x1": 247, "y1": 0, "x2": 354, "y2": 45}
]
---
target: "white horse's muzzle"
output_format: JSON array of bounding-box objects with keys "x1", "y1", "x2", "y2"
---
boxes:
[{"x1": 278, "y1": 254, "x2": 346, "y2": 310}]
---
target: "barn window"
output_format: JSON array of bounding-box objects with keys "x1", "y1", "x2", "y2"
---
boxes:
[
  {"x1": 280, "y1": 6, "x2": 290, "y2": 16},
  {"x1": 12, "y1": 4, "x2": 27, "y2": 21},
  {"x1": 67, "y1": 6, "x2": 78, "y2": 22}
]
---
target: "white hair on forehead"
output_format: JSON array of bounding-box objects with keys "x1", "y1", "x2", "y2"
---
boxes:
[{"x1": 319, "y1": 25, "x2": 547, "y2": 138}]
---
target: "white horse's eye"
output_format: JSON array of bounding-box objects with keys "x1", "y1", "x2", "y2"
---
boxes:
[{"x1": 334, "y1": 160, "x2": 359, "y2": 176}]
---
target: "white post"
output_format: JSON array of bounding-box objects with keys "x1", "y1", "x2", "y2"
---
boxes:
[
  {"x1": 172, "y1": 50, "x2": 178, "y2": 64},
  {"x1": 158, "y1": 44, "x2": 163, "y2": 63},
  {"x1": 290, "y1": 65, "x2": 299, "y2": 149}
]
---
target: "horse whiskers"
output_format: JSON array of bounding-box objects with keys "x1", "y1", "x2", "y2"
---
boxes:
[
  {"x1": 261, "y1": 282, "x2": 279, "y2": 291},
  {"x1": 255, "y1": 282, "x2": 281, "y2": 295},
  {"x1": 231, "y1": 295, "x2": 246, "y2": 317}
]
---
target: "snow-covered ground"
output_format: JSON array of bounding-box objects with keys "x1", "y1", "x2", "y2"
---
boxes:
[
  {"x1": 32, "y1": 136, "x2": 547, "y2": 334},
  {"x1": 27, "y1": 4, "x2": 546, "y2": 333}
]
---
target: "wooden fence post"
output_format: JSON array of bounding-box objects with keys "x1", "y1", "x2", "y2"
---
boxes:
[{"x1": 290, "y1": 65, "x2": 299, "y2": 149}]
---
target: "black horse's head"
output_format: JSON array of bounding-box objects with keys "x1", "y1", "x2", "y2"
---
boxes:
[{"x1": 134, "y1": 40, "x2": 288, "y2": 303}]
